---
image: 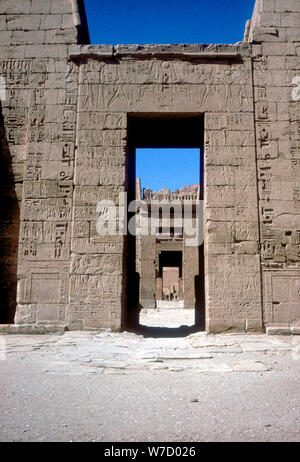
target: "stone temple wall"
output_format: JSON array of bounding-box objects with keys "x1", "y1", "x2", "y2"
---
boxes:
[
  {"x1": 0, "y1": 0, "x2": 89, "y2": 330},
  {"x1": 0, "y1": 0, "x2": 299, "y2": 333}
]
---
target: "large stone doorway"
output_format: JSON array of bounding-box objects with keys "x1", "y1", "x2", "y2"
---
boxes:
[{"x1": 125, "y1": 114, "x2": 205, "y2": 333}]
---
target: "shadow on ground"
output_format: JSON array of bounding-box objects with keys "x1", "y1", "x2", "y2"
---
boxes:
[{"x1": 127, "y1": 324, "x2": 204, "y2": 338}]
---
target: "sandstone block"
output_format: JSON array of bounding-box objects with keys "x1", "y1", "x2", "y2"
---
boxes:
[
  {"x1": 207, "y1": 221, "x2": 235, "y2": 244},
  {"x1": 0, "y1": 31, "x2": 12, "y2": 45},
  {"x1": 40, "y1": 14, "x2": 62, "y2": 30},
  {"x1": 266, "y1": 326, "x2": 291, "y2": 335},
  {"x1": 0, "y1": 324, "x2": 14, "y2": 334},
  {"x1": 44, "y1": 324, "x2": 67, "y2": 334},
  {"x1": 207, "y1": 319, "x2": 246, "y2": 333},
  {"x1": 14, "y1": 325, "x2": 47, "y2": 335},
  {"x1": 12, "y1": 30, "x2": 45, "y2": 45},
  {"x1": 261, "y1": 0, "x2": 275, "y2": 12},
  {"x1": 287, "y1": 28, "x2": 300, "y2": 42},
  {"x1": 275, "y1": 0, "x2": 300, "y2": 12},
  {"x1": 252, "y1": 44, "x2": 262, "y2": 57},
  {"x1": 70, "y1": 44, "x2": 114, "y2": 59},
  {"x1": 62, "y1": 14, "x2": 75, "y2": 29},
  {"x1": 31, "y1": 0, "x2": 51, "y2": 14},
  {"x1": 0, "y1": 16, "x2": 6, "y2": 30},
  {"x1": 67, "y1": 320, "x2": 84, "y2": 331},
  {"x1": 6, "y1": 14, "x2": 41, "y2": 31},
  {"x1": 281, "y1": 12, "x2": 300, "y2": 27},
  {"x1": 206, "y1": 166, "x2": 236, "y2": 186},
  {"x1": 246, "y1": 319, "x2": 263, "y2": 332},
  {"x1": 235, "y1": 241, "x2": 259, "y2": 255},
  {"x1": 266, "y1": 56, "x2": 286, "y2": 69},
  {"x1": 263, "y1": 42, "x2": 296, "y2": 56},
  {"x1": 0, "y1": 0, "x2": 31, "y2": 14},
  {"x1": 51, "y1": 0, "x2": 73, "y2": 14},
  {"x1": 260, "y1": 12, "x2": 281, "y2": 26},
  {"x1": 25, "y1": 44, "x2": 68, "y2": 59},
  {"x1": 45, "y1": 28, "x2": 77, "y2": 44},
  {"x1": 0, "y1": 44, "x2": 26, "y2": 58},
  {"x1": 252, "y1": 26, "x2": 287, "y2": 42},
  {"x1": 267, "y1": 86, "x2": 291, "y2": 102}
]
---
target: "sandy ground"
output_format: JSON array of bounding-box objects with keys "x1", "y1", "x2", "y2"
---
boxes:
[{"x1": 0, "y1": 310, "x2": 300, "y2": 442}]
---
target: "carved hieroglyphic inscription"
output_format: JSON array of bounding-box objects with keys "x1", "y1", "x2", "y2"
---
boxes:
[
  {"x1": 254, "y1": 55, "x2": 300, "y2": 269},
  {"x1": 265, "y1": 272, "x2": 300, "y2": 324},
  {"x1": 255, "y1": 57, "x2": 279, "y2": 266},
  {"x1": 78, "y1": 59, "x2": 252, "y2": 113}
]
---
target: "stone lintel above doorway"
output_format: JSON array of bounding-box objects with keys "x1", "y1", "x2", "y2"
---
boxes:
[{"x1": 69, "y1": 43, "x2": 251, "y2": 61}]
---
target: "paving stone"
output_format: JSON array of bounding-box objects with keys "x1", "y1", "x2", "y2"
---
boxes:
[
  {"x1": 156, "y1": 351, "x2": 214, "y2": 360},
  {"x1": 89, "y1": 360, "x2": 128, "y2": 369},
  {"x1": 230, "y1": 361, "x2": 271, "y2": 372},
  {"x1": 196, "y1": 363, "x2": 233, "y2": 373},
  {"x1": 242, "y1": 344, "x2": 269, "y2": 352},
  {"x1": 205, "y1": 347, "x2": 243, "y2": 354}
]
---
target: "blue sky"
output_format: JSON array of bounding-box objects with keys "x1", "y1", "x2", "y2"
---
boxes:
[
  {"x1": 84, "y1": 0, "x2": 255, "y2": 191},
  {"x1": 84, "y1": 0, "x2": 255, "y2": 45},
  {"x1": 136, "y1": 149, "x2": 200, "y2": 192}
]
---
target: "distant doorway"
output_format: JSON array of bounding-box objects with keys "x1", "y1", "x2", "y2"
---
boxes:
[
  {"x1": 162, "y1": 267, "x2": 180, "y2": 301},
  {"x1": 159, "y1": 251, "x2": 182, "y2": 302}
]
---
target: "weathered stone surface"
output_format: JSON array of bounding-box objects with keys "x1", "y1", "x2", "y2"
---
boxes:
[
  {"x1": 281, "y1": 13, "x2": 300, "y2": 28},
  {"x1": 231, "y1": 360, "x2": 270, "y2": 372},
  {"x1": 0, "y1": 0, "x2": 298, "y2": 333},
  {"x1": 291, "y1": 326, "x2": 300, "y2": 335},
  {"x1": 275, "y1": 0, "x2": 300, "y2": 12},
  {"x1": 266, "y1": 327, "x2": 292, "y2": 335}
]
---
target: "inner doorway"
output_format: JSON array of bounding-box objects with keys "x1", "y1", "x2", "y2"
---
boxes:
[
  {"x1": 162, "y1": 266, "x2": 181, "y2": 302},
  {"x1": 159, "y1": 251, "x2": 182, "y2": 302},
  {"x1": 125, "y1": 114, "x2": 205, "y2": 334}
]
